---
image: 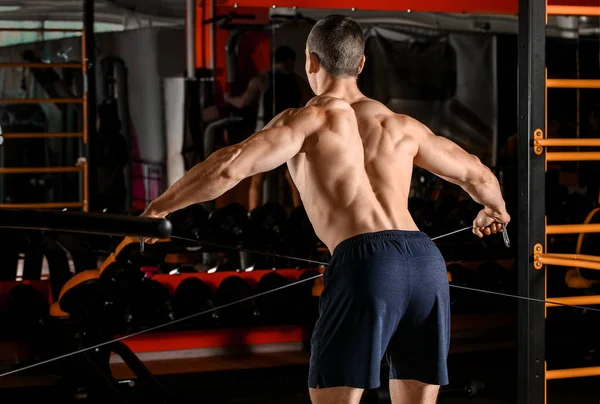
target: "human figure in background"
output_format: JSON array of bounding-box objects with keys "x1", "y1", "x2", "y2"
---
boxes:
[
  {"x1": 225, "y1": 45, "x2": 312, "y2": 210},
  {"x1": 85, "y1": 100, "x2": 129, "y2": 213}
]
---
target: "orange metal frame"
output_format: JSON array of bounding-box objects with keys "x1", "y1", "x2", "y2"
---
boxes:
[
  {"x1": 0, "y1": 26, "x2": 89, "y2": 212},
  {"x1": 546, "y1": 79, "x2": 600, "y2": 89},
  {"x1": 1, "y1": 132, "x2": 83, "y2": 139}
]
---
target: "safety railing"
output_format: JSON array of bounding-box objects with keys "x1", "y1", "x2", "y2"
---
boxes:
[{"x1": 0, "y1": 26, "x2": 88, "y2": 211}]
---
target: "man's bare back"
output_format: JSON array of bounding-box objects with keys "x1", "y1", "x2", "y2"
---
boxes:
[{"x1": 280, "y1": 93, "x2": 507, "y2": 253}]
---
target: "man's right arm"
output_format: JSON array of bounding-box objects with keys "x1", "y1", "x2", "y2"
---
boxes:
[
  {"x1": 224, "y1": 75, "x2": 267, "y2": 109},
  {"x1": 407, "y1": 117, "x2": 510, "y2": 234}
]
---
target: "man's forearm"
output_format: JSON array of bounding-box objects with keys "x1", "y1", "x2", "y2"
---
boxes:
[
  {"x1": 226, "y1": 94, "x2": 246, "y2": 109},
  {"x1": 146, "y1": 147, "x2": 242, "y2": 216},
  {"x1": 462, "y1": 168, "x2": 507, "y2": 217}
]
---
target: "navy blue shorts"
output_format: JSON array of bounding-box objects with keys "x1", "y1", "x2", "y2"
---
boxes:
[{"x1": 308, "y1": 230, "x2": 450, "y2": 389}]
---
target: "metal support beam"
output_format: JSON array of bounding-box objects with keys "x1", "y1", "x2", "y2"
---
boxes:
[
  {"x1": 517, "y1": 0, "x2": 546, "y2": 402},
  {"x1": 84, "y1": 0, "x2": 96, "y2": 211},
  {"x1": 186, "y1": 0, "x2": 196, "y2": 79}
]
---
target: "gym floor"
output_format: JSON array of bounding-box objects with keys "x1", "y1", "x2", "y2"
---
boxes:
[{"x1": 1, "y1": 349, "x2": 598, "y2": 403}]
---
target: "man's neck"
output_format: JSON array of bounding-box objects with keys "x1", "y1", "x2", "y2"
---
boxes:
[{"x1": 318, "y1": 77, "x2": 364, "y2": 102}]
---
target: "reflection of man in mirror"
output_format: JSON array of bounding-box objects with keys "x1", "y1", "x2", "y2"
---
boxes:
[
  {"x1": 91, "y1": 100, "x2": 128, "y2": 213},
  {"x1": 225, "y1": 46, "x2": 312, "y2": 210}
]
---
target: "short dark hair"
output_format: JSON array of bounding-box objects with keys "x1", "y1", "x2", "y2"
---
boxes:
[
  {"x1": 306, "y1": 15, "x2": 364, "y2": 77},
  {"x1": 275, "y1": 46, "x2": 296, "y2": 63}
]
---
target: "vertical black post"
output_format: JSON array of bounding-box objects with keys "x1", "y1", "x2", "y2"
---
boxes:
[
  {"x1": 517, "y1": 0, "x2": 546, "y2": 403},
  {"x1": 84, "y1": 0, "x2": 96, "y2": 211}
]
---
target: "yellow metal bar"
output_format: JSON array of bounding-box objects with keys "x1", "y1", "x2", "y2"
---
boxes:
[
  {"x1": 546, "y1": 79, "x2": 600, "y2": 89},
  {"x1": 546, "y1": 366, "x2": 600, "y2": 380},
  {"x1": 0, "y1": 63, "x2": 84, "y2": 69},
  {"x1": 547, "y1": 5, "x2": 600, "y2": 16},
  {"x1": 546, "y1": 151, "x2": 600, "y2": 161},
  {"x1": 0, "y1": 27, "x2": 82, "y2": 32},
  {"x1": 0, "y1": 166, "x2": 82, "y2": 174},
  {"x1": 536, "y1": 138, "x2": 600, "y2": 147},
  {"x1": 1, "y1": 133, "x2": 83, "y2": 139},
  {"x1": 543, "y1": 253, "x2": 600, "y2": 263},
  {"x1": 537, "y1": 255, "x2": 600, "y2": 271},
  {"x1": 0, "y1": 202, "x2": 85, "y2": 209},
  {"x1": 547, "y1": 223, "x2": 600, "y2": 234},
  {"x1": 546, "y1": 295, "x2": 600, "y2": 307},
  {"x1": 0, "y1": 98, "x2": 83, "y2": 104}
]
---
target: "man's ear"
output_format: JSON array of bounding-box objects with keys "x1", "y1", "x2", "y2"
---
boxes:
[
  {"x1": 308, "y1": 52, "x2": 321, "y2": 74},
  {"x1": 357, "y1": 55, "x2": 366, "y2": 75}
]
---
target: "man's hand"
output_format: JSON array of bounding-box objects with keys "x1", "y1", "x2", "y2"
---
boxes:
[
  {"x1": 140, "y1": 206, "x2": 167, "y2": 244},
  {"x1": 473, "y1": 208, "x2": 511, "y2": 238}
]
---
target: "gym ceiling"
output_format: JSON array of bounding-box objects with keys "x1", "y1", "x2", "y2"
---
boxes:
[{"x1": 0, "y1": 0, "x2": 595, "y2": 37}]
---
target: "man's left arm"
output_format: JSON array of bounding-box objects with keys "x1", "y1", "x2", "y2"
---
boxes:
[{"x1": 143, "y1": 110, "x2": 307, "y2": 218}]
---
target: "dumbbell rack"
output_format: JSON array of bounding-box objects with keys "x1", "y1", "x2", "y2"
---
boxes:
[
  {"x1": 518, "y1": 1, "x2": 600, "y2": 403},
  {"x1": 0, "y1": 1, "x2": 96, "y2": 212}
]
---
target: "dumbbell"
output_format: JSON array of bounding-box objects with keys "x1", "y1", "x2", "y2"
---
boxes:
[
  {"x1": 207, "y1": 203, "x2": 252, "y2": 271},
  {"x1": 167, "y1": 203, "x2": 210, "y2": 242},
  {"x1": 447, "y1": 263, "x2": 477, "y2": 314},
  {"x1": 215, "y1": 276, "x2": 258, "y2": 327},
  {"x1": 131, "y1": 278, "x2": 175, "y2": 330},
  {"x1": 99, "y1": 264, "x2": 147, "y2": 332},
  {"x1": 208, "y1": 203, "x2": 250, "y2": 245},
  {"x1": 248, "y1": 203, "x2": 289, "y2": 269},
  {"x1": 255, "y1": 272, "x2": 292, "y2": 325},
  {"x1": 174, "y1": 277, "x2": 218, "y2": 329}
]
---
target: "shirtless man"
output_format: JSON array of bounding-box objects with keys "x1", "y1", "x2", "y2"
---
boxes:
[{"x1": 142, "y1": 14, "x2": 510, "y2": 404}]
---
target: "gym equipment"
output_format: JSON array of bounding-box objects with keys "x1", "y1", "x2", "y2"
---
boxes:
[
  {"x1": 174, "y1": 277, "x2": 218, "y2": 329},
  {"x1": 248, "y1": 202, "x2": 288, "y2": 268},
  {"x1": 59, "y1": 269, "x2": 104, "y2": 316},
  {"x1": 208, "y1": 203, "x2": 250, "y2": 245},
  {"x1": 215, "y1": 275, "x2": 258, "y2": 327},
  {"x1": 577, "y1": 207, "x2": 600, "y2": 281},
  {"x1": 255, "y1": 272, "x2": 291, "y2": 325},
  {"x1": 6, "y1": 283, "x2": 49, "y2": 334},
  {"x1": 99, "y1": 263, "x2": 147, "y2": 332},
  {"x1": 248, "y1": 202, "x2": 288, "y2": 247},
  {"x1": 207, "y1": 203, "x2": 252, "y2": 271},
  {"x1": 130, "y1": 279, "x2": 176, "y2": 330},
  {"x1": 0, "y1": 209, "x2": 172, "y2": 239},
  {"x1": 447, "y1": 263, "x2": 477, "y2": 313},
  {"x1": 6, "y1": 283, "x2": 57, "y2": 361},
  {"x1": 284, "y1": 206, "x2": 322, "y2": 266},
  {"x1": 167, "y1": 203, "x2": 210, "y2": 241}
]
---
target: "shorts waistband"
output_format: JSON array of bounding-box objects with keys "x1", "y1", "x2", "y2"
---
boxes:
[{"x1": 333, "y1": 230, "x2": 430, "y2": 256}]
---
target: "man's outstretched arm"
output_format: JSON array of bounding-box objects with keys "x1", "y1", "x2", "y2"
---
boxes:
[
  {"x1": 144, "y1": 109, "x2": 305, "y2": 218},
  {"x1": 224, "y1": 76, "x2": 266, "y2": 109},
  {"x1": 407, "y1": 117, "x2": 510, "y2": 236}
]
